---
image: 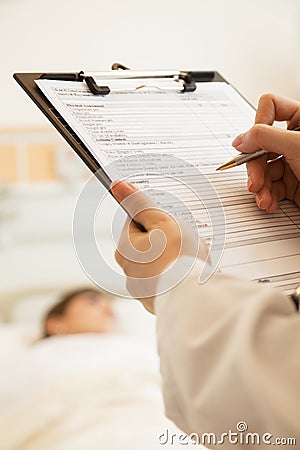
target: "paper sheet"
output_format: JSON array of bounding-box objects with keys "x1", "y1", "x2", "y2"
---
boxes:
[{"x1": 36, "y1": 78, "x2": 300, "y2": 294}]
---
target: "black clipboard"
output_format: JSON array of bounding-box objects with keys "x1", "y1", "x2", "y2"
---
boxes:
[
  {"x1": 13, "y1": 67, "x2": 227, "y2": 192},
  {"x1": 13, "y1": 68, "x2": 300, "y2": 309}
]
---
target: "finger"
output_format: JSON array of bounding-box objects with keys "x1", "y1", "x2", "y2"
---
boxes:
[
  {"x1": 115, "y1": 223, "x2": 141, "y2": 270},
  {"x1": 111, "y1": 181, "x2": 169, "y2": 230},
  {"x1": 117, "y1": 213, "x2": 169, "y2": 266},
  {"x1": 246, "y1": 156, "x2": 268, "y2": 193},
  {"x1": 282, "y1": 162, "x2": 300, "y2": 201},
  {"x1": 232, "y1": 124, "x2": 300, "y2": 163},
  {"x1": 266, "y1": 157, "x2": 285, "y2": 181},
  {"x1": 293, "y1": 184, "x2": 300, "y2": 208},
  {"x1": 254, "y1": 159, "x2": 287, "y2": 207},
  {"x1": 266, "y1": 180, "x2": 287, "y2": 213},
  {"x1": 255, "y1": 93, "x2": 300, "y2": 125},
  {"x1": 255, "y1": 184, "x2": 273, "y2": 210},
  {"x1": 114, "y1": 247, "x2": 123, "y2": 267},
  {"x1": 250, "y1": 159, "x2": 292, "y2": 211},
  {"x1": 114, "y1": 218, "x2": 132, "y2": 268},
  {"x1": 246, "y1": 152, "x2": 282, "y2": 193}
]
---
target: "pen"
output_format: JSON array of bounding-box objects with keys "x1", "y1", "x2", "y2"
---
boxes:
[{"x1": 216, "y1": 126, "x2": 300, "y2": 171}]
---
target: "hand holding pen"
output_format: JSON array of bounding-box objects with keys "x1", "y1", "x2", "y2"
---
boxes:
[{"x1": 217, "y1": 93, "x2": 300, "y2": 213}]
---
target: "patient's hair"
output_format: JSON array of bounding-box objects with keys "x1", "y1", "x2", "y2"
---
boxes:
[{"x1": 43, "y1": 287, "x2": 104, "y2": 339}]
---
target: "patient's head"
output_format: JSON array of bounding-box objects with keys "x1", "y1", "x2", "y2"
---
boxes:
[{"x1": 43, "y1": 288, "x2": 116, "y2": 338}]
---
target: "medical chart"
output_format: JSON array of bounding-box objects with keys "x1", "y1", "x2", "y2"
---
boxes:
[{"x1": 36, "y1": 77, "x2": 300, "y2": 294}]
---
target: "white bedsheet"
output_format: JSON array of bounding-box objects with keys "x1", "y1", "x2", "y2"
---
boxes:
[{"x1": 0, "y1": 333, "x2": 199, "y2": 450}]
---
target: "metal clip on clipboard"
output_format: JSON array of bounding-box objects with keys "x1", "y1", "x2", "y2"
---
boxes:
[
  {"x1": 40, "y1": 65, "x2": 197, "y2": 96},
  {"x1": 84, "y1": 70, "x2": 197, "y2": 96}
]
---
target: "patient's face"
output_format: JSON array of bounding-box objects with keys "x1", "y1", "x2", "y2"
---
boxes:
[{"x1": 47, "y1": 292, "x2": 116, "y2": 336}]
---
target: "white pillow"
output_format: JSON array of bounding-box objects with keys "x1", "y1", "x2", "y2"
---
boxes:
[
  {"x1": 0, "y1": 324, "x2": 40, "y2": 360},
  {"x1": 11, "y1": 291, "x2": 61, "y2": 326},
  {"x1": 10, "y1": 293, "x2": 157, "y2": 344}
]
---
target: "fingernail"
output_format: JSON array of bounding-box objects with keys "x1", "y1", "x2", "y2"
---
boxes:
[
  {"x1": 257, "y1": 196, "x2": 264, "y2": 209},
  {"x1": 248, "y1": 177, "x2": 253, "y2": 192},
  {"x1": 111, "y1": 181, "x2": 135, "y2": 200},
  {"x1": 232, "y1": 134, "x2": 244, "y2": 147}
]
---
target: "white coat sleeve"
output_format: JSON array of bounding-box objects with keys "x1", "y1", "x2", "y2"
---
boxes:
[{"x1": 155, "y1": 257, "x2": 300, "y2": 442}]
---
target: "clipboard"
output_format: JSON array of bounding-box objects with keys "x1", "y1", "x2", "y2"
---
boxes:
[
  {"x1": 13, "y1": 65, "x2": 300, "y2": 307},
  {"x1": 13, "y1": 64, "x2": 228, "y2": 193}
]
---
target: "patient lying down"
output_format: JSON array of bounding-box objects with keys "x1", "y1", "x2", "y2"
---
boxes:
[
  {"x1": 0, "y1": 289, "x2": 185, "y2": 450},
  {"x1": 43, "y1": 288, "x2": 117, "y2": 338}
]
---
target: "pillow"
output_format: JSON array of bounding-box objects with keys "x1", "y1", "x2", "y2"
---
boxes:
[
  {"x1": 0, "y1": 323, "x2": 40, "y2": 360},
  {"x1": 11, "y1": 291, "x2": 61, "y2": 327},
  {"x1": 10, "y1": 292, "x2": 157, "y2": 344}
]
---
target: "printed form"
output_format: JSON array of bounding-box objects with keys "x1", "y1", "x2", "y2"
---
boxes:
[{"x1": 36, "y1": 77, "x2": 300, "y2": 294}]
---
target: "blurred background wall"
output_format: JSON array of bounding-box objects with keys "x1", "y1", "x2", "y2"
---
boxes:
[
  {"x1": 0, "y1": 0, "x2": 299, "y2": 322},
  {"x1": 1, "y1": 0, "x2": 300, "y2": 127}
]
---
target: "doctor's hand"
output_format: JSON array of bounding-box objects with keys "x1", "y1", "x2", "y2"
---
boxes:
[
  {"x1": 111, "y1": 181, "x2": 208, "y2": 314},
  {"x1": 232, "y1": 93, "x2": 300, "y2": 213}
]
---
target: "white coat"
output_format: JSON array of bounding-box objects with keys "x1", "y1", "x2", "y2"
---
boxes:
[{"x1": 155, "y1": 257, "x2": 300, "y2": 449}]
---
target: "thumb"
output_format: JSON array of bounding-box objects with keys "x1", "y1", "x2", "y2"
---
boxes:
[
  {"x1": 111, "y1": 181, "x2": 168, "y2": 230},
  {"x1": 232, "y1": 124, "x2": 300, "y2": 161}
]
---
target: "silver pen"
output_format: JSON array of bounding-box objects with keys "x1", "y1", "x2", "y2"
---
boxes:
[{"x1": 216, "y1": 125, "x2": 300, "y2": 171}]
